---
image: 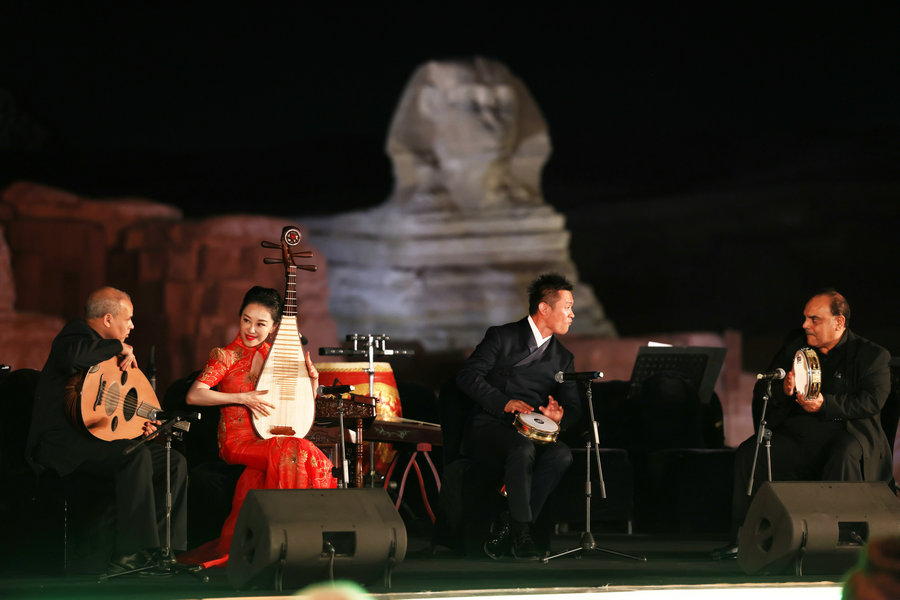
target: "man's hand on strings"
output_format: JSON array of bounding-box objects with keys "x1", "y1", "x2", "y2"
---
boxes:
[{"x1": 142, "y1": 419, "x2": 159, "y2": 436}]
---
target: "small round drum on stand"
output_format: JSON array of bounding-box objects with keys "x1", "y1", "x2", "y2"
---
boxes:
[
  {"x1": 315, "y1": 362, "x2": 402, "y2": 480},
  {"x1": 513, "y1": 412, "x2": 559, "y2": 444},
  {"x1": 793, "y1": 347, "x2": 822, "y2": 398}
]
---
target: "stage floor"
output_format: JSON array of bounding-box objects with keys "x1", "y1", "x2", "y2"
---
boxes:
[{"x1": 0, "y1": 532, "x2": 849, "y2": 600}]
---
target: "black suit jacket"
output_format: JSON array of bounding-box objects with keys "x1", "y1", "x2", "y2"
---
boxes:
[
  {"x1": 26, "y1": 319, "x2": 125, "y2": 476},
  {"x1": 456, "y1": 317, "x2": 581, "y2": 433},
  {"x1": 753, "y1": 327, "x2": 892, "y2": 482}
]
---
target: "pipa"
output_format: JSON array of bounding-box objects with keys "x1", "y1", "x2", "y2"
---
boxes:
[{"x1": 252, "y1": 226, "x2": 317, "y2": 439}]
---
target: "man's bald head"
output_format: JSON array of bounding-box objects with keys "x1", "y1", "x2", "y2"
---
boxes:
[
  {"x1": 84, "y1": 287, "x2": 134, "y2": 342},
  {"x1": 85, "y1": 287, "x2": 131, "y2": 320}
]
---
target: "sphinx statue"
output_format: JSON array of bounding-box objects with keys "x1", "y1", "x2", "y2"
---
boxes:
[
  {"x1": 385, "y1": 57, "x2": 549, "y2": 213},
  {"x1": 305, "y1": 58, "x2": 615, "y2": 350}
]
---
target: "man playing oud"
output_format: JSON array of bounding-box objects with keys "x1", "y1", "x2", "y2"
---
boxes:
[{"x1": 27, "y1": 287, "x2": 187, "y2": 574}]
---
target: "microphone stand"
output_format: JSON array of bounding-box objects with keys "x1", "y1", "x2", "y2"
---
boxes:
[
  {"x1": 544, "y1": 377, "x2": 646, "y2": 564},
  {"x1": 100, "y1": 413, "x2": 207, "y2": 582},
  {"x1": 747, "y1": 379, "x2": 775, "y2": 496}
]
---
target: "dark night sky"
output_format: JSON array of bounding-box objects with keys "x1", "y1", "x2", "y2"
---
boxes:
[
  {"x1": 3, "y1": 3, "x2": 900, "y2": 363},
  {"x1": 4, "y1": 4, "x2": 898, "y2": 206}
]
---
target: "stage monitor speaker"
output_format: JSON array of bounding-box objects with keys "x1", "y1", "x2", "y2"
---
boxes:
[
  {"x1": 227, "y1": 488, "x2": 407, "y2": 591},
  {"x1": 737, "y1": 481, "x2": 900, "y2": 575}
]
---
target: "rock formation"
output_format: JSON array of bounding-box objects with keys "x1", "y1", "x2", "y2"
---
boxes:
[{"x1": 0, "y1": 182, "x2": 338, "y2": 390}]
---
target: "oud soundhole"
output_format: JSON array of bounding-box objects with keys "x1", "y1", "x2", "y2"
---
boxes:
[
  {"x1": 105, "y1": 382, "x2": 121, "y2": 416},
  {"x1": 110, "y1": 415, "x2": 119, "y2": 432},
  {"x1": 123, "y1": 388, "x2": 138, "y2": 420}
]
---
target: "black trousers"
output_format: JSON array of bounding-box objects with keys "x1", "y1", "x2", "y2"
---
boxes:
[
  {"x1": 45, "y1": 438, "x2": 188, "y2": 556},
  {"x1": 731, "y1": 419, "x2": 862, "y2": 531},
  {"x1": 462, "y1": 412, "x2": 573, "y2": 524}
]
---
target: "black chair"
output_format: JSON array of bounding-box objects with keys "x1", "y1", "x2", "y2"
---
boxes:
[
  {"x1": 605, "y1": 372, "x2": 735, "y2": 535},
  {"x1": 0, "y1": 368, "x2": 115, "y2": 575},
  {"x1": 431, "y1": 378, "x2": 504, "y2": 555}
]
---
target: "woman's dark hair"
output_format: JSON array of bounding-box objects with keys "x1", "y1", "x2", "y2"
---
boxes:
[{"x1": 239, "y1": 286, "x2": 282, "y2": 322}]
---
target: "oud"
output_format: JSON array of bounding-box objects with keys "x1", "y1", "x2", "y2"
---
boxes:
[
  {"x1": 252, "y1": 226, "x2": 317, "y2": 439},
  {"x1": 65, "y1": 357, "x2": 160, "y2": 441}
]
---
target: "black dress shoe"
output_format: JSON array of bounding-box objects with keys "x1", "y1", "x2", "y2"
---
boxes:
[
  {"x1": 710, "y1": 542, "x2": 739, "y2": 560},
  {"x1": 483, "y1": 514, "x2": 511, "y2": 559},
  {"x1": 511, "y1": 521, "x2": 539, "y2": 561}
]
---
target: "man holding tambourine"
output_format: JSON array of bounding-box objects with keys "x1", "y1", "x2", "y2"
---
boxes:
[
  {"x1": 456, "y1": 274, "x2": 582, "y2": 560},
  {"x1": 713, "y1": 288, "x2": 892, "y2": 560}
]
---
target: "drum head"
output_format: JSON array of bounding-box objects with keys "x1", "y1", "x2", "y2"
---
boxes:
[
  {"x1": 793, "y1": 348, "x2": 821, "y2": 397},
  {"x1": 793, "y1": 352, "x2": 810, "y2": 394},
  {"x1": 518, "y1": 412, "x2": 557, "y2": 434},
  {"x1": 514, "y1": 412, "x2": 559, "y2": 444}
]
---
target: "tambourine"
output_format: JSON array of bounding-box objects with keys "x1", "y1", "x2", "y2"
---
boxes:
[
  {"x1": 513, "y1": 412, "x2": 559, "y2": 444},
  {"x1": 793, "y1": 347, "x2": 822, "y2": 398}
]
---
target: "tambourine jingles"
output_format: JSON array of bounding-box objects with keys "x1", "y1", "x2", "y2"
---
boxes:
[{"x1": 792, "y1": 347, "x2": 822, "y2": 398}]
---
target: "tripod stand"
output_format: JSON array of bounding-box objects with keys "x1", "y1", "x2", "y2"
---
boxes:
[
  {"x1": 544, "y1": 378, "x2": 646, "y2": 563},
  {"x1": 100, "y1": 414, "x2": 208, "y2": 582}
]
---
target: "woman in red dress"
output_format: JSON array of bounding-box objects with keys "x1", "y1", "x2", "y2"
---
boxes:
[{"x1": 185, "y1": 286, "x2": 336, "y2": 562}]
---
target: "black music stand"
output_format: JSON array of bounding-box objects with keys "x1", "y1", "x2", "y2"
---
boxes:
[
  {"x1": 626, "y1": 345, "x2": 726, "y2": 405},
  {"x1": 544, "y1": 375, "x2": 646, "y2": 564}
]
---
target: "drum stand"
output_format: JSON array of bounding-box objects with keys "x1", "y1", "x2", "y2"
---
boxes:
[
  {"x1": 101, "y1": 414, "x2": 208, "y2": 582},
  {"x1": 321, "y1": 333, "x2": 415, "y2": 487},
  {"x1": 746, "y1": 380, "x2": 775, "y2": 495},
  {"x1": 332, "y1": 394, "x2": 362, "y2": 488},
  {"x1": 543, "y1": 379, "x2": 646, "y2": 564}
]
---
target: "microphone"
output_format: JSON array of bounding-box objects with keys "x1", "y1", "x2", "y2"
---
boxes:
[
  {"x1": 756, "y1": 368, "x2": 786, "y2": 381},
  {"x1": 317, "y1": 384, "x2": 355, "y2": 395},
  {"x1": 146, "y1": 409, "x2": 201, "y2": 422},
  {"x1": 554, "y1": 371, "x2": 604, "y2": 383}
]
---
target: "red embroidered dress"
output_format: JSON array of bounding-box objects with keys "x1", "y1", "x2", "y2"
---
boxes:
[{"x1": 197, "y1": 336, "x2": 336, "y2": 557}]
